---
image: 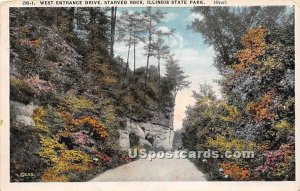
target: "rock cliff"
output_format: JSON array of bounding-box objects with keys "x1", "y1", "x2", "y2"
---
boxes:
[
  {"x1": 9, "y1": 8, "x2": 179, "y2": 182},
  {"x1": 119, "y1": 108, "x2": 175, "y2": 151}
]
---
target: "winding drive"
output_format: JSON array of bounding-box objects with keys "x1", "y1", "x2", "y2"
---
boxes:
[{"x1": 91, "y1": 152, "x2": 207, "y2": 181}]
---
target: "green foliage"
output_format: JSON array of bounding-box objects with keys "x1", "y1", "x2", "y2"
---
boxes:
[
  {"x1": 207, "y1": 134, "x2": 267, "y2": 153},
  {"x1": 183, "y1": 9, "x2": 295, "y2": 181},
  {"x1": 32, "y1": 107, "x2": 49, "y2": 132},
  {"x1": 45, "y1": 50, "x2": 60, "y2": 62},
  {"x1": 164, "y1": 55, "x2": 191, "y2": 98},
  {"x1": 39, "y1": 135, "x2": 93, "y2": 182},
  {"x1": 10, "y1": 7, "x2": 189, "y2": 182},
  {"x1": 63, "y1": 93, "x2": 95, "y2": 113},
  {"x1": 10, "y1": 78, "x2": 36, "y2": 104},
  {"x1": 189, "y1": 6, "x2": 288, "y2": 74},
  {"x1": 129, "y1": 132, "x2": 140, "y2": 148}
]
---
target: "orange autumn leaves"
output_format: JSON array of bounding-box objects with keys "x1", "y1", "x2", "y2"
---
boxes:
[
  {"x1": 39, "y1": 110, "x2": 109, "y2": 181},
  {"x1": 232, "y1": 28, "x2": 278, "y2": 122},
  {"x1": 19, "y1": 38, "x2": 41, "y2": 48},
  {"x1": 217, "y1": 28, "x2": 280, "y2": 180},
  {"x1": 233, "y1": 28, "x2": 268, "y2": 73},
  {"x1": 60, "y1": 111, "x2": 109, "y2": 139},
  {"x1": 247, "y1": 91, "x2": 277, "y2": 121},
  {"x1": 220, "y1": 162, "x2": 251, "y2": 181}
]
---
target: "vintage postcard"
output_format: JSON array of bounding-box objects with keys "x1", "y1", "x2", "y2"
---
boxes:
[{"x1": 0, "y1": 0, "x2": 299, "y2": 190}]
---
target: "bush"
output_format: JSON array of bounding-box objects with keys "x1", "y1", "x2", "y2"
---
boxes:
[
  {"x1": 39, "y1": 136, "x2": 93, "y2": 182},
  {"x1": 129, "y1": 132, "x2": 140, "y2": 148},
  {"x1": 45, "y1": 50, "x2": 59, "y2": 62},
  {"x1": 63, "y1": 93, "x2": 95, "y2": 113},
  {"x1": 10, "y1": 78, "x2": 36, "y2": 104}
]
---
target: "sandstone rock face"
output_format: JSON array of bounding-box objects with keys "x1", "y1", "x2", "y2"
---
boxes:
[
  {"x1": 10, "y1": 101, "x2": 39, "y2": 130},
  {"x1": 119, "y1": 109, "x2": 175, "y2": 151}
]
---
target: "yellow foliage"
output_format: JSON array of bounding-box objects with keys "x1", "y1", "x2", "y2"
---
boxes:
[
  {"x1": 42, "y1": 169, "x2": 69, "y2": 182},
  {"x1": 241, "y1": 28, "x2": 267, "y2": 48},
  {"x1": 123, "y1": 95, "x2": 135, "y2": 106},
  {"x1": 10, "y1": 77, "x2": 36, "y2": 96},
  {"x1": 64, "y1": 94, "x2": 94, "y2": 112},
  {"x1": 196, "y1": 96, "x2": 218, "y2": 119},
  {"x1": 101, "y1": 75, "x2": 118, "y2": 85},
  {"x1": 103, "y1": 104, "x2": 117, "y2": 127},
  {"x1": 275, "y1": 120, "x2": 291, "y2": 129},
  {"x1": 207, "y1": 134, "x2": 266, "y2": 152},
  {"x1": 95, "y1": 64, "x2": 118, "y2": 85},
  {"x1": 262, "y1": 57, "x2": 281, "y2": 70},
  {"x1": 33, "y1": 107, "x2": 49, "y2": 132},
  {"x1": 219, "y1": 102, "x2": 240, "y2": 122},
  {"x1": 11, "y1": 78, "x2": 24, "y2": 87},
  {"x1": 39, "y1": 136, "x2": 92, "y2": 182}
]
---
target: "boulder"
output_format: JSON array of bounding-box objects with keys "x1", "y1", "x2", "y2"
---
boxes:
[
  {"x1": 10, "y1": 101, "x2": 38, "y2": 130},
  {"x1": 119, "y1": 111, "x2": 175, "y2": 151}
]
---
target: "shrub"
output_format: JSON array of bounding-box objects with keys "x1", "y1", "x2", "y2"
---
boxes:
[
  {"x1": 256, "y1": 144, "x2": 294, "y2": 180},
  {"x1": 129, "y1": 132, "x2": 140, "y2": 148},
  {"x1": 219, "y1": 162, "x2": 251, "y2": 181},
  {"x1": 246, "y1": 91, "x2": 277, "y2": 121},
  {"x1": 63, "y1": 94, "x2": 95, "y2": 113},
  {"x1": 39, "y1": 136, "x2": 93, "y2": 182},
  {"x1": 24, "y1": 75, "x2": 54, "y2": 93},
  {"x1": 32, "y1": 107, "x2": 49, "y2": 132},
  {"x1": 45, "y1": 50, "x2": 59, "y2": 62},
  {"x1": 10, "y1": 77, "x2": 36, "y2": 104},
  {"x1": 207, "y1": 134, "x2": 267, "y2": 152},
  {"x1": 60, "y1": 111, "x2": 109, "y2": 139}
]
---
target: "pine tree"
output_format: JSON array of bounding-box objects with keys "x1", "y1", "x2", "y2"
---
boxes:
[
  {"x1": 142, "y1": 7, "x2": 167, "y2": 89},
  {"x1": 164, "y1": 55, "x2": 191, "y2": 100}
]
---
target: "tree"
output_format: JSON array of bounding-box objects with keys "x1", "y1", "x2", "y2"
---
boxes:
[
  {"x1": 183, "y1": 6, "x2": 295, "y2": 180},
  {"x1": 87, "y1": 8, "x2": 110, "y2": 59},
  {"x1": 189, "y1": 7, "x2": 286, "y2": 75},
  {"x1": 182, "y1": 83, "x2": 218, "y2": 151},
  {"x1": 110, "y1": 6, "x2": 117, "y2": 58},
  {"x1": 117, "y1": 11, "x2": 145, "y2": 78},
  {"x1": 142, "y1": 7, "x2": 168, "y2": 89},
  {"x1": 164, "y1": 55, "x2": 191, "y2": 100},
  {"x1": 152, "y1": 29, "x2": 173, "y2": 83},
  {"x1": 131, "y1": 12, "x2": 146, "y2": 77}
]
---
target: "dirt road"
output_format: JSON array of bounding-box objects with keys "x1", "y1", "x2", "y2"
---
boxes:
[{"x1": 90, "y1": 153, "x2": 206, "y2": 181}]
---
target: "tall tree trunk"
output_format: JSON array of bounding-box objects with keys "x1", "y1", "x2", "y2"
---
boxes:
[
  {"x1": 133, "y1": 34, "x2": 136, "y2": 76},
  {"x1": 158, "y1": 54, "x2": 161, "y2": 83},
  {"x1": 69, "y1": 7, "x2": 75, "y2": 33},
  {"x1": 144, "y1": 48, "x2": 150, "y2": 91},
  {"x1": 124, "y1": 31, "x2": 132, "y2": 78},
  {"x1": 157, "y1": 54, "x2": 161, "y2": 110},
  {"x1": 53, "y1": 9, "x2": 58, "y2": 29},
  {"x1": 89, "y1": 8, "x2": 96, "y2": 52},
  {"x1": 144, "y1": 19, "x2": 152, "y2": 91},
  {"x1": 110, "y1": 6, "x2": 117, "y2": 58}
]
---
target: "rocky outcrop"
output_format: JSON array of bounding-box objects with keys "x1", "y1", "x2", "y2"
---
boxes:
[
  {"x1": 10, "y1": 101, "x2": 39, "y2": 130},
  {"x1": 119, "y1": 108, "x2": 175, "y2": 151},
  {"x1": 10, "y1": 101, "x2": 43, "y2": 181}
]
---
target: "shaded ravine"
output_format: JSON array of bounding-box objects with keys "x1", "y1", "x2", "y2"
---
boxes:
[{"x1": 90, "y1": 153, "x2": 206, "y2": 181}]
